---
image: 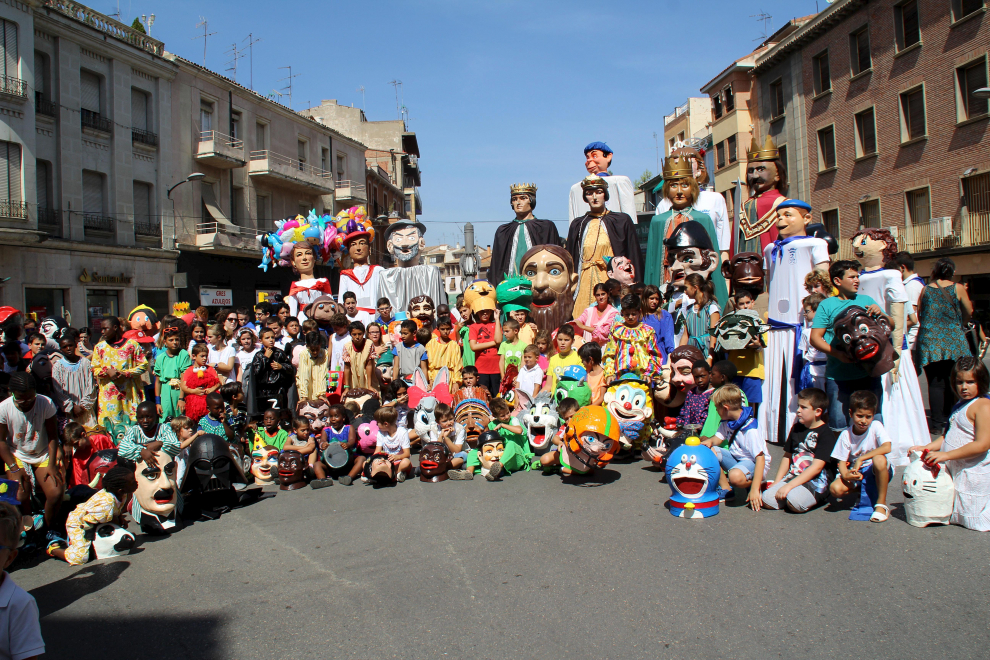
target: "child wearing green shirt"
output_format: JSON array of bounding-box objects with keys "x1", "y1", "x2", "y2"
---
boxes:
[
  {"x1": 498, "y1": 319, "x2": 526, "y2": 379},
  {"x1": 153, "y1": 327, "x2": 191, "y2": 422}
]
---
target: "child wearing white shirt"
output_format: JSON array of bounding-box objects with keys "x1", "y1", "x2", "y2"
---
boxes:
[
  {"x1": 373, "y1": 406, "x2": 412, "y2": 482},
  {"x1": 829, "y1": 390, "x2": 892, "y2": 522},
  {"x1": 0, "y1": 503, "x2": 44, "y2": 660},
  {"x1": 515, "y1": 345, "x2": 545, "y2": 399},
  {"x1": 702, "y1": 384, "x2": 771, "y2": 511}
]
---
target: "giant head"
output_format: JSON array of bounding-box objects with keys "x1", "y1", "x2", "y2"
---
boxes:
[
  {"x1": 407, "y1": 295, "x2": 435, "y2": 325},
  {"x1": 509, "y1": 182, "x2": 537, "y2": 219},
  {"x1": 39, "y1": 316, "x2": 69, "y2": 343},
  {"x1": 775, "y1": 199, "x2": 813, "y2": 239},
  {"x1": 603, "y1": 373, "x2": 654, "y2": 450},
  {"x1": 663, "y1": 221, "x2": 718, "y2": 287},
  {"x1": 713, "y1": 311, "x2": 770, "y2": 353},
  {"x1": 521, "y1": 390, "x2": 559, "y2": 454},
  {"x1": 384, "y1": 221, "x2": 427, "y2": 266},
  {"x1": 605, "y1": 256, "x2": 636, "y2": 287},
  {"x1": 92, "y1": 523, "x2": 136, "y2": 559},
  {"x1": 181, "y1": 434, "x2": 248, "y2": 508},
  {"x1": 745, "y1": 136, "x2": 787, "y2": 196},
  {"x1": 496, "y1": 277, "x2": 533, "y2": 316},
  {"x1": 831, "y1": 306, "x2": 896, "y2": 377},
  {"x1": 671, "y1": 144, "x2": 709, "y2": 186},
  {"x1": 902, "y1": 450, "x2": 956, "y2": 527},
  {"x1": 520, "y1": 244, "x2": 578, "y2": 332},
  {"x1": 584, "y1": 141, "x2": 613, "y2": 174},
  {"x1": 419, "y1": 441, "x2": 452, "y2": 483},
  {"x1": 851, "y1": 227, "x2": 898, "y2": 271},
  {"x1": 668, "y1": 346, "x2": 706, "y2": 394},
  {"x1": 134, "y1": 450, "x2": 181, "y2": 535},
  {"x1": 250, "y1": 446, "x2": 280, "y2": 484},
  {"x1": 277, "y1": 450, "x2": 307, "y2": 491},
  {"x1": 664, "y1": 437, "x2": 721, "y2": 519},
  {"x1": 553, "y1": 365, "x2": 591, "y2": 407},
  {"x1": 721, "y1": 252, "x2": 765, "y2": 296},
  {"x1": 296, "y1": 399, "x2": 331, "y2": 435},
  {"x1": 477, "y1": 430, "x2": 505, "y2": 472},
  {"x1": 563, "y1": 406, "x2": 621, "y2": 471},
  {"x1": 452, "y1": 387, "x2": 493, "y2": 448},
  {"x1": 304, "y1": 296, "x2": 336, "y2": 328}
]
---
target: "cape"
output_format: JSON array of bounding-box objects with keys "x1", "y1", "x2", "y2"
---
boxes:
[
  {"x1": 376, "y1": 264, "x2": 446, "y2": 313},
  {"x1": 565, "y1": 212, "x2": 643, "y2": 286},
  {"x1": 488, "y1": 218, "x2": 561, "y2": 285}
]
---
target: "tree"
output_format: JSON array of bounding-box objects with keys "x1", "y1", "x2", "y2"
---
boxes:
[
  {"x1": 131, "y1": 18, "x2": 146, "y2": 34},
  {"x1": 635, "y1": 170, "x2": 654, "y2": 187}
]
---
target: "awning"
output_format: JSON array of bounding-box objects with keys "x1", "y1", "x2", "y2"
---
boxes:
[{"x1": 202, "y1": 186, "x2": 234, "y2": 225}]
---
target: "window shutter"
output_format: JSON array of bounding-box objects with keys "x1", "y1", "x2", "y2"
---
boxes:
[
  {"x1": 133, "y1": 181, "x2": 150, "y2": 224},
  {"x1": 131, "y1": 89, "x2": 147, "y2": 130},
  {"x1": 34, "y1": 52, "x2": 44, "y2": 96},
  {"x1": 1, "y1": 20, "x2": 16, "y2": 80},
  {"x1": 82, "y1": 171, "x2": 103, "y2": 215},
  {"x1": 0, "y1": 142, "x2": 20, "y2": 203},
  {"x1": 80, "y1": 72, "x2": 100, "y2": 113},
  {"x1": 36, "y1": 162, "x2": 48, "y2": 209},
  {"x1": 0, "y1": 142, "x2": 9, "y2": 201}
]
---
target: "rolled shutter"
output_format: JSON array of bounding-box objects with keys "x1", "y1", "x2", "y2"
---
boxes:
[
  {"x1": 133, "y1": 181, "x2": 150, "y2": 226},
  {"x1": 1, "y1": 142, "x2": 20, "y2": 203},
  {"x1": 36, "y1": 161, "x2": 48, "y2": 209},
  {"x1": 80, "y1": 72, "x2": 100, "y2": 113},
  {"x1": 131, "y1": 89, "x2": 147, "y2": 130},
  {"x1": 1, "y1": 20, "x2": 16, "y2": 80},
  {"x1": 82, "y1": 171, "x2": 103, "y2": 215},
  {"x1": 0, "y1": 142, "x2": 9, "y2": 201},
  {"x1": 34, "y1": 52, "x2": 44, "y2": 96}
]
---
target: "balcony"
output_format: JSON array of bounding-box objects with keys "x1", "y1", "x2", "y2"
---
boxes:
[
  {"x1": 0, "y1": 76, "x2": 27, "y2": 101},
  {"x1": 134, "y1": 215, "x2": 161, "y2": 239},
  {"x1": 191, "y1": 222, "x2": 264, "y2": 255},
  {"x1": 81, "y1": 109, "x2": 112, "y2": 134},
  {"x1": 43, "y1": 0, "x2": 165, "y2": 56},
  {"x1": 132, "y1": 128, "x2": 158, "y2": 147},
  {"x1": 248, "y1": 150, "x2": 332, "y2": 194},
  {"x1": 37, "y1": 208, "x2": 62, "y2": 237},
  {"x1": 334, "y1": 179, "x2": 367, "y2": 203},
  {"x1": 196, "y1": 131, "x2": 245, "y2": 169},
  {"x1": 0, "y1": 200, "x2": 28, "y2": 220},
  {"x1": 35, "y1": 93, "x2": 56, "y2": 118},
  {"x1": 83, "y1": 213, "x2": 115, "y2": 235}
]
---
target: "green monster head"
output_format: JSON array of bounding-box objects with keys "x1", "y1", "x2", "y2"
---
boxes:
[
  {"x1": 496, "y1": 277, "x2": 532, "y2": 321},
  {"x1": 553, "y1": 365, "x2": 591, "y2": 407}
]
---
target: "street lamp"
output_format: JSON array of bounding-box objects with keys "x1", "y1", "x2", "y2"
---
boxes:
[
  {"x1": 140, "y1": 14, "x2": 155, "y2": 37},
  {"x1": 165, "y1": 173, "x2": 205, "y2": 250},
  {"x1": 973, "y1": 87, "x2": 990, "y2": 99}
]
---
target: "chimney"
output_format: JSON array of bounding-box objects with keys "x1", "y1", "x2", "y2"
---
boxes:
[{"x1": 486, "y1": 244, "x2": 491, "y2": 254}]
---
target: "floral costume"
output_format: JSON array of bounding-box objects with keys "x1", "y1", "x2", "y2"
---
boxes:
[
  {"x1": 602, "y1": 323, "x2": 663, "y2": 381},
  {"x1": 64, "y1": 489, "x2": 122, "y2": 565},
  {"x1": 91, "y1": 338, "x2": 149, "y2": 427}
]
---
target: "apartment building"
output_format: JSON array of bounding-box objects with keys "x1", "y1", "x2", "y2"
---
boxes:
[
  {"x1": 0, "y1": 0, "x2": 178, "y2": 331},
  {"x1": 663, "y1": 97, "x2": 710, "y2": 156}
]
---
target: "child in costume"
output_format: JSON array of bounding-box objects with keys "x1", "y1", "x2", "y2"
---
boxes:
[
  {"x1": 180, "y1": 344, "x2": 220, "y2": 423},
  {"x1": 62, "y1": 422, "x2": 114, "y2": 488},
  {"x1": 153, "y1": 325, "x2": 190, "y2": 422},
  {"x1": 602, "y1": 294, "x2": 663, "y2": 382},
  {"x1": 51, "y1": 328, "x2": 96, "y2": 427},
  {"x1": 426, "y1": 316, "x2": 463, "y2": 391},
  {"x1": 46, "y1": 466, "x2": 136, "y2": 565},
  {"x1": 829, "y1": 390, "x2": 893, "y2": 523},
  {"x1": 702, "y1": 384, "x2": 770, "y2": 510}
]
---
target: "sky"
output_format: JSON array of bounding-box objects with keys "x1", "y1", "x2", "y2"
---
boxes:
[{"x1": 117, "y1": 0, "x2": 822, "y2": 247}]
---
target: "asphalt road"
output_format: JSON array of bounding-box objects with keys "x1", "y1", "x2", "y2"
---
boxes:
[{"x1": 12, "y1": 440, "x2": 990, "y2": 660}]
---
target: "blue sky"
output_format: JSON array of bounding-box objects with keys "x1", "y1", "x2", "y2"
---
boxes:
[{"x1": 118, "y1": 0, "x2": 820, "y2": 246}]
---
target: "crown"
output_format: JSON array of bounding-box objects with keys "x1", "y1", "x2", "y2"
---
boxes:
[
  {"x1": 747, "y1": 135, "x2": 779, "y2": 162},
  {"x1": 510, "y1": 182, "x2": 537, "y2": 196},
  {"x1": 662, "y1": 155, "x2": 694, "y2": 180},
  {"x1": 579, "y1": 174, "x2": 609, "y2": 190},
  {"x1": 172, "y1": 302, "x2": 190, "y2": 315}
]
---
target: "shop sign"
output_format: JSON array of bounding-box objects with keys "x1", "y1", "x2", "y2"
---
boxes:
[
  {"x1": 199, "y1": 287, "x2": 232, "y2": 306},
  {"x1": 256, "y1": 290, "x2": 283, "y2": 304},
  {"x1": 79, "y1": 269, "x2": 133, "y2": 285}
]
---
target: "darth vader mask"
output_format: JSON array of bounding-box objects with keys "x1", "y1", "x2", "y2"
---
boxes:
[
  {"x1": 182, "y1": 434, "x2": 247, "y2": 503},
  {"x1": 91, "y1": 523, "x2": 135, "y2": 559},
  {"x1": 277, "y1": 450, "x2": 307, "y2": 491},
  {"x1": 714, "y1": 311, "x2": 770, "y2": 352},
  {"x1": 831, "y1": 306, "x2": 896, "y2": 377},
  {"x1": 721, "y1": 252, "x2": 765, "y2": 295},
  {"x1": 134, "y1": 451, "x2": 180, "y2": 534},
  {"x1": 419, "y1": 442, "x2": 451, "y2": 482}
]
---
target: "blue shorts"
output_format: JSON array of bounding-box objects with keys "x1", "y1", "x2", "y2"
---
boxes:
[
  {"x1": 452, "y1": 451, "x2": 468, "y2": 462},
  {"x1": 714, "y1": 446, "x2": 757, "y2": 481},
  {"x1": 734, "y1": 376, "x2": 764, "y2": 404}
]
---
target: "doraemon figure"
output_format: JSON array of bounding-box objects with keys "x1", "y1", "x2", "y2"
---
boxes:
[
  {"x1": 553, "y1": 365, "x2": 591, "y2": 406},
  {"x1": 902, "y1": 450, "x2": 955, "y2": 528},
  {"x1": 665, "y1": 437, "x2": 721, "y2": 519}
]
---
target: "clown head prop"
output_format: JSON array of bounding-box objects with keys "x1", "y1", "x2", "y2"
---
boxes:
[
  {"x1": 520, "y1": 244, "x2": 578, "y2": 333},
  {"x1": 663, "y1": 221, "x2": 718, "y2": 287},
  {"x1": 831, "y1": 306, "x2": 896, "y2": 377},
  {"x1": 453, "y1": 387, "x2": 493, "y2": 448},
  {"x1": 477, "y1": 430, "x2": 505, "y2": 476},
  {"x1": 407, "y1": 295, "x2": 435, "y2": 325},
  {"x1": 902, "y1": 450, "x2": 955, "y2": 527},
  {"x1": 603, "y1": 373, "x2": 654, "y2": 451},
  {"x1": 521, "y1": 390, "x2": 559, "y2": 454},
  {"x1": 851, "y1": 227, "x2": 898, "y2": 270},
  {"x1": 605, "y1": 256, "x2": 636, "y2": 287},
  {"x1": 419, "y1": 442, "x2": 452, "y2": 483},
  {"x1": 665, "y1": 437, "x2": 721, "y2": 519},
  {"x1": 296, "y1": 399, "x2": 331, "y2": 435},
  {"x1": 721, "y1": 252, "x2": 765, "y2": 296},
  {"x1": 496, "y1": 277, "x2": 533, "y2": 317},
  {"x1": 464, "y1": 279, "x2": 496, "y2": 315},
  {"x1": 134, "y1": 450, "x2": 181, "y2": 535},
  {"x1": 384, "y1": 220, "x2": 427, "y2": 266},
  {"x1": 584, "y1": 141, "x2": 613, "y2": 175},
  {"x1": 364, "y1": 453, "x2": 394, "y2": 485},
  {"x1": 277, "y1": 450, "x2": 307, "y2": 491},
  {"x1": 562, "y1": 406, "x2": 620, "y2": 472},
  {"x1": 251, "y1": 446, "x2": 279, "y2": 484},
  {"x1": 714, "y1": 311, "x2": 770, "y2": 352},
  {"x1": 553, "y1": 365, "x2": 591, "y2": 407},
  {"x1": 775, "y1": 199, "x2": 813, "y2": 239},
  {"x1": 92, "y1": 523, "x2": 136, "y2": 559}
]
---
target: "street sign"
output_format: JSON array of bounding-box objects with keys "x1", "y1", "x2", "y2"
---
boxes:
[{"x1": 199, "y1": 287, "x2": 232, "y2": 306}]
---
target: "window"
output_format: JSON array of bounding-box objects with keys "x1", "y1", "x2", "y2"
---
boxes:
[
  {"x1": 336, "y1": 153, "x2": 346, "y2": 181},
  {"x1": 200, "y1": 101, "x2": 213, "y2": 133},
  {"x1": 231, "y1": 187, "x2": 243, "y2": 225},
  {"x1": 956, "y1": 57, "x2": 989, "y2": 121},
  {"x1": 963, "y1": 172, "x2": 990, "y2": 217},
  {"x1": 231, "y1": 111, "x2": 241, "y2": 140},
  {"x1": 712, "y1": 94, "x2": 723, "y2": 120},
  {"x1": 906, "y1": 187, "x2": 931, "y2": 225},
  {"x1": 0, "y1": 141, "x2": 22, "y2": 203},
  {"x1": 860, "y1": 199, "x2": 881, "y2": 229},
  {"x1": 133, "y1": 181, "x2": 156, "y2": 236},
  {"x1": 34, "y1": 51, "x2": 47, "y2": 98},
  {"x1": 668, "y1": 137, "x2": 676, "y2": 153},
  {"x1": 727, "y1": 135, "x2": 737, "y2": 163},
  {"x1": 854, "y1": 107, "x2": 877, "y2": 157},
  {"x1": 724, "y1": 85, "x2": 734, "y2": 112},
  {"x1": 1, "y1": 19, "x2": 17, "y2": 80},
  {"x1": 297, "y1": 139, "x2": 307, "y2": 170},
  {"x1": 677, "y1": 131, "x2": 685, "y2": 143},
  {"x1": 778, "y1": 144, "x2": 788, "y2": 172},
  {"x1": 25, "y1": 288, "x2": 64, "y2": 320},
  {"x1": 131, "y1": 88, "x2": 149, "y2": 131},
  {"x1": 321, "y1": 148, "x2": 329, "y2": 173},
  {"x1": 817, "y1": 126, "x2": 836, "y2": 170},
  {"x1": 769, "y1": 79, "x2": 784, "y2": 119},
  {"x1": 82, "y1": 171, "x2": 104, "y2": 216},
  {"x1": 255, "y1": 192, "x2": 270, "y2": 221},
  {"x1": 813, "y1": 50, "x2": 831, "y2": 95},
  {"x1": 899, "y1": 86, "x2": 927, "y2": 141},
  {"x1": 895, "y1": 1, "x2": 921, "y2": 51},
  {"x1": 952, "y1": 0, "x2": 985, "y2": 22},
  {"x1": 715, "y1": 141, "x2": 726, "y2": 169},
  {"x1": 822, "y1": 209, "x2": 840, "y2": 238},
  {"x1": 86, "y1": 290, "x2": 118, "y2": 335},
  {"x1": 80, "y1": 71, "x2": 101, "y2": 113},
  {"x1": 35, "y1": 160, "x2": 50, "y2": 209},
  {"x1": 850, "y1": 26, "x2": 872, "y2": 75},
  {"x1": 255, "y1": 122, "x2": 267, "y2": 150}
]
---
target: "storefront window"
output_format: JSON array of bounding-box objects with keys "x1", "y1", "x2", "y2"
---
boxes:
[
  {"x1": 137, "y1": 289, "x2": 169, "y2": 320},
  {"x1": 87, "y1": 289, "x2": 119, "y2": 335},
  {"x1": 24, "y1": 288, "x2": 66, "y2": 321}
]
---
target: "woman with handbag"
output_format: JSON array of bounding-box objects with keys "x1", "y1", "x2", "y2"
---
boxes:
[{"x1": 917, "y1": 257, "x2": 975, "y2": 434}]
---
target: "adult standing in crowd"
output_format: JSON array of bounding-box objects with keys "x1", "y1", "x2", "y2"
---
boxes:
[
  {"x1": 917, "y1": 257, "x2": 975, "y2": 435},
  {"x1": 91, "y1": 315, "x2": 148, "y2": 427}
]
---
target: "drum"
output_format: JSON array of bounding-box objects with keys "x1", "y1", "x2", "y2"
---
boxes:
[{"x1": 322, "y1": 441, "x2": 350, "y2": 469}]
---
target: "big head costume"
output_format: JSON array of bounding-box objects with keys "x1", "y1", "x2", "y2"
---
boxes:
[
  {"x1": 735, "y1": 136, "x2": 786, "y2": 255},
  {"x1": 489, "y1": 183, "x2": 561, "y2": 285},
  {"x1": 567, "y1": 142, "x2": 638, "y2": 225},
  {"x1": 376, "y1": 220, "x2": 445, "y2": 314}
]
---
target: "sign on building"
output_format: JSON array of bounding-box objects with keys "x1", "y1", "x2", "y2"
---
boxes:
[
  {"x1": 256, "y1": 290, "x2": 283, "y2": 304},
  {"x1": 199, "y1": 287, "x2": 232, "y2": 306}
]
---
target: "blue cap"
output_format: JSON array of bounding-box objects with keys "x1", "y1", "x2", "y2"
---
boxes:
[
  {"x1": 777, "y1": 198, "x2": 812, "y2": 212},
  {"x1": 584, "y1": 141, "x2": 613, "y2": 155}
]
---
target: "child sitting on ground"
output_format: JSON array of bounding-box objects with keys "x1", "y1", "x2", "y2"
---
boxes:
[
  {"x1": 488, "y1": 397, "x2": 531, "y2": 472},
  {"x1": 515, "y1": 345, "x2": 544, "y2": 399},
  {"x1": 117, "y1": 401, "x2": 181, "y2": 463},
  {"x1": 702, "y1": 384, "x2": 770, "y2": 511},
  {"x1": 198, "y1": 392, "x2": 233, "y2": 443},
  {"x1": 829, "y1": 390, "x2": 892, "y2": 522},
  {"x1": 373, "y1": 406, "x2": 412, "y2": 482},
  {"x1": 433, "y1": 403, "x2": 471, "y2": 479},
  {"x1": 285, "y1": 417, "x2": 332, "y2": 489},
  {"x1": 47, "y1": 466, "x2": 136, "y2": 565},
  {"x1": 0, "y1": 502, "x2": 45, "y2": 659},
  {"x1": 602, "y1": 294, "x2": 663, "y2": 382},
  {"x1": 539, "y1": 397, "x2": 581, "y2": 472},
  {"x1": 62, "y1": 422, "x2": 115, "y2": 488},
  {"x1": 318, "y1": 404, "x2": 352, "y2": 485},
  {"x1": 252, "y1": 408, "x2": 288, "y2": 452},
  {"x1": 678, "y1": 360, "x2": 714, "y2": 430},
  {"x1": 700, "y1": 361, "x2": 748, "y2": 437},
  {"x1": 725, "y1": 290, "x2": 766, "y2": 415},
  {"x1": 545, "y1": 325, "x2": 581, "y2": 393},
  {"x1": 763, "y1": 388, "x2": 837, "y2": 513},
  {"x1": 172, "y1": 415, "x2": 204, "y2": 486},
  {"x1": 220, "y1": 381, "x2": 248, "y2": 448},
  {"x1": 579, "y1": 343, "x2": 606, "y2": 405}
]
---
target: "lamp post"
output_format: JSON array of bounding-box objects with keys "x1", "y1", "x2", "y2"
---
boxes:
[
  {"x1": 460, "y1": 222, "x2": 479, "y2": 291},
  {"x1": 166, "y1": 173, "x2": 205, "y2": 250},
  {"x1": 140, "y1": 14, "x2": 155, "y2": 37},
  {"x1": 973, "y1": 87, "x2": 990, "y2": 99}
]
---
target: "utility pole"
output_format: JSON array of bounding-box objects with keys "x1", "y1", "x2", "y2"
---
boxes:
[
  {"x1": 225, "y1": 43, "x2": 244, "y2": 82},
  {"x1": 278, "y1": 66, "x2": 301, "y2": 109},
  {"x1": 388, "y1": 80, "x2": 402, "y2": 120},
  {"x1": 192, "y1": 18, "x2": 217, "y2": 67},
  {"x1": 242, "y1": 33, "x2": 261, "y2": 91}
]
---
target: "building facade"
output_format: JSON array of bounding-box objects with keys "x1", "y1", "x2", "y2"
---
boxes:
[{"x1": 662, "y1": 97, "x2": 710, "y2": 156}]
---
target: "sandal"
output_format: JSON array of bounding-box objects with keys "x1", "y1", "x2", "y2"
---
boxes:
[{"x1": 870, "y1": 504, "x2": 890, "y2": 523}]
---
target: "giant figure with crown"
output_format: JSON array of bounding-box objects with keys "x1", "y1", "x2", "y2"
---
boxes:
[{"x1": 734, "y1": 136, "x2": 787, "y2": 255}]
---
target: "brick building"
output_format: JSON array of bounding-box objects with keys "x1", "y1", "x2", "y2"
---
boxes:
[{"x1": 753, "y1": 0, "x2": 988, "y2": 287}]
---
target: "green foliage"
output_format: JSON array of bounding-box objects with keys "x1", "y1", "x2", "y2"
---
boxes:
[
  {"x1": 635, "y1": 170, "x2": 654, "y2": 186},
  {"x1": 131, "y1": 17, "x2": 146, "y2": 34}
]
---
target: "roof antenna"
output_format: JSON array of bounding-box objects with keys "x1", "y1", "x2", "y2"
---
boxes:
[
  {"x1": 278, "y1": 66, "x2": 301, "y2": 109},
  {"x1": 242, "y1": 33, "x2": 262, "y2": 91},
  {"x1": 225, "y1": 43, "x2": 244, "y2": 82},
  {"x1": 388, "y1": 80, "x2": 403, "y2": 120},
  {"x1": 750, "y1": 10, "x2": 772, "y2": 41},
  {"x1": 192, "y1": 18, "x2": 217, "y2": 67}
]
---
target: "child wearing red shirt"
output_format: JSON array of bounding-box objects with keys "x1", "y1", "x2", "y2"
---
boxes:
[
  {"x1": 468, "y1": 307, "x2": 502, "y2": 396},
  {"x1": 180, "y1": 344, "x2": 221, "y2": 422},
  {"x1": 62, "y1": 422, "x2": 115, "y2": 488}
]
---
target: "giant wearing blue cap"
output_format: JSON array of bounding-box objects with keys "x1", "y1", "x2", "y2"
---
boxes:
[{"x1": 568, "y1": 141, "x2": 638, "y2": 225}]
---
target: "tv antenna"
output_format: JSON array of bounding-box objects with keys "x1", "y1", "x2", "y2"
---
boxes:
[
  {"x1": 388, "y1": 80, "x2": 403, "y2": 120},
  {"x1": 750, "y1": 11, "x2": 772, "y2": 41},
  {"x1": 242, "y1": 33, "x2": 261, "y2": 91},
  {"x1": 192, "y1": 18, "x2": 217, "y2": 67},
  {"x1": 225, "y1": 43, "x2": 245, "y2": 82},
  {"x1": 278, "y1": 66, "x2": 301, "y2": 109},
  {"x1": 357, "y1": 85, "x2": 366, "y2": 112}
]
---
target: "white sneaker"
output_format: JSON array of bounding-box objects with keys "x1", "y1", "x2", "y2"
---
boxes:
[{"x1": 397, "y1": 471, "x2": 407, "y2": 483}]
